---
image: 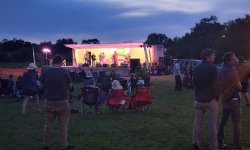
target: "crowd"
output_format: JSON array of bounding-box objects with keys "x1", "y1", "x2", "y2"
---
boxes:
[
  {"x1": 0, "y1": 54, "x2": 153, "y2": 150},
  {"x1": 191, "y1": 49, "x2": 250, "y2": 150},
  {"x1": 1, "y1": 49, "x2": 249, "y2": 150}
]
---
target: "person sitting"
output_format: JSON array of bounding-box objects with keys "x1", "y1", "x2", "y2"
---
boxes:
[
  {"x1": 129, "y1": 80, "x2": 153, "y2": 111},
  {"x1": 137, "y1": 77, "x2": 145, "y2": 86},
  {"x1": 127, "y1": 73, "x2": 137, "y2": 96},
  {"x1": 109, "y1": 70, "x2": 117, "y2": 81},
  {"x1": 98, "y1": 71, "x2": 112, "y2": 95},
  {"x1": 15, "y1": 75, "x2": 23, "y2": 98},
  {"x1": 80, "y1": 78, "x2": 103, "y2": 113},
  {"x1": 79, "y1": 68, "x2": 86, "y2": 80},
  {"x1": 107, "y1": 80, "x2": 128, "y2": 112},
  {"x1": 83, "y1": 71, "x2": 94, "y2": 87}
]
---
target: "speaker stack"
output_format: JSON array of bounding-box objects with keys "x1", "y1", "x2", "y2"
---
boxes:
[{"x1": 130, "y1": 59, "x2": 140, "y2": 73}]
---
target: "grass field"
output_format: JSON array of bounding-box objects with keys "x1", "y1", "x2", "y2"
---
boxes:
[{"x1": 0, "y1": 76, "x2": 249, "y2": 150}]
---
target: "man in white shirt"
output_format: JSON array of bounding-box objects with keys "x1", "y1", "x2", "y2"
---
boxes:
[{"x1": 173, "y1": 60, "x2": 182, "y2": 91}]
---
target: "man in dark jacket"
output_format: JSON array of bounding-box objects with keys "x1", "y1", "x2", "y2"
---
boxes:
[
  {"x1": 40, "y1": 54, "x2": 73, "y2": 150},
  {"x1": 192, "y1": 48, "x2": 219, "y2": 150}
]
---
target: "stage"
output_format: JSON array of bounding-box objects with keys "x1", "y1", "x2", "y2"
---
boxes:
[{"x1": 62, "y1": 66, "x2": 130, "y2": 77}]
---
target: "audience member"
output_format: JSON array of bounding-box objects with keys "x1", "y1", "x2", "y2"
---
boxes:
[
  {"x1": 109, "y1": 70, "x2": 117, "y2": 81},
  {"x1": 0, "y1": 76, "x2": 2, "y2": 96},
  {"x1": 137, "y1": 77, "x2": 145, "y2": 86},
  {"x1": 218, "y1": 51, "x2": 243, "y2": 150},
  {"x1": 98, "y1": 71, "x2": 112, "y2": 95},
  {"x1": 15, "y1": 75, "x2": 23, "y2": 98},
  {"x1": 172, "y1": 60, "x2": 182, "y2": 91},
  {"x1": 79, "y1": 68, "x2": 86, "y2": 80},
  {"x1": 129, "y1": 78, "x2": 152, "y2": 110},
  {"x1": 127, "y1": 73, "x2": 137, "y2": 95},
  {"x1": 107, "y1": 80, "x2": 127, "y2": 112},
  {"x1": 21, "y1": 63, "x2": 40, "y2": 113},
  {"x1": 8, "y1": 74, "x2": 15, "y2": 95},
  {"x1": 236, "y1": 56, "x2": 250, "y2": 106},
  {"x1": 192, "y1": 48, "x2": 219, "y2": 150},
  {"x1": 40, "y1": 54, "x2": 73, "y2": 150},
  {"x1": 111, "y1": 80, "x2": 123, "y2": 90}
]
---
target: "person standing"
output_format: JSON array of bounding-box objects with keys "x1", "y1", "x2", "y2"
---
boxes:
[
  {"x1": 40, "y1": 54, "x2": 73, "y2": 150},
  {"x1": 236, "y1": 56, "x2": 250, "y2": 106},
  {"x1": 172, "y1": 60, "x2": 182, "y2": 91},
  {"x1": 192, "y1": 48, "x2": 219, "y2": 150},
  {"x1": 218, "y1": 51, "x2": 243, "y2": 150},
  {"x1": 21, "y1": 63, "x2": 41, "y2": 114},
  {"x1": 7, "y1": 74, "x2": 15, "y2": 95}
]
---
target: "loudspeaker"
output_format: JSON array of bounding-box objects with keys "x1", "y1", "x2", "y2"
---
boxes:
[
  {"x1": 130, "y1": 59, "x2": 140, "y2": 73},
  {"x1": 82, "y1": 63, "x2": 89, "y2": 67},
  {"x1": 103, "y1": 64, "x2": 108, "y2": 67}
]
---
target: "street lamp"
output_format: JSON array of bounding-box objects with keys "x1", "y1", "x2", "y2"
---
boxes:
[{"x1": 42, "y1": 48, "x2": 51, "y2": 60}]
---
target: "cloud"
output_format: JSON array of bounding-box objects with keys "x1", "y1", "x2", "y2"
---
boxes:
[{"x1": 73, "y1": 0, "x2": 214, "y2": 17}]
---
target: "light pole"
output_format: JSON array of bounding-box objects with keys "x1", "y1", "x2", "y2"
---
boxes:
[{"x1": 42, "y1": 48, "x2": 51, "y2": 60}]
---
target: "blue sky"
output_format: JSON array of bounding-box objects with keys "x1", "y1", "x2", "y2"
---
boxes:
[{"x1": 0, "y1": 0, "x2": 250, "y2": 44}]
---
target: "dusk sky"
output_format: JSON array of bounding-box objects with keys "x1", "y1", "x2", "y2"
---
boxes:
[{"x1": 1, "y1": 0, "x2": 250, "y2": 44}]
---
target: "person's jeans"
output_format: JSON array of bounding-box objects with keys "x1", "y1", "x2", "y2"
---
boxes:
[
  {"x1": 174, "y1": 75, "x2": 182, "y2": 91},
  {"x1": 192, "y1": 99, "x2": 219, "y2": 150},
  {"x1": 218, "y1": 100, "x2": 242, "y2": 149},
  {"x1": 43, "y1": 100, "x2": 70, "y2": 149}
]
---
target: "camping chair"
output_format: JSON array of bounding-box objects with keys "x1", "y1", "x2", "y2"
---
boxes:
[
  {"x1": 130, "y1": 86, "x2": 153, "y2": 112},
  {"x1": 107, "y1": 89, "x2": 128, "y2": 112},
  {"x1": 80, "y1": 86, "x2": 102, "y2": 114}
]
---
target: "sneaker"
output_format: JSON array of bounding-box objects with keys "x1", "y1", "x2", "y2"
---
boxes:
[
  {"x1": 193, "y1": 144, "x2": 200, "y2": 150},
  {"x1": 59, "y1": 145, "x2": 74, "y2": 150}
]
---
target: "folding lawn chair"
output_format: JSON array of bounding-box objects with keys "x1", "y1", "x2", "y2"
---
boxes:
[{"x1": 80, "y1": 86, "x2": 102, "y2": 114}]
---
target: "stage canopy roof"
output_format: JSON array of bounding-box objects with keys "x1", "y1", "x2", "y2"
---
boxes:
[{"x1": 65, "y1": 42, "x2": 144, "y2": 49}]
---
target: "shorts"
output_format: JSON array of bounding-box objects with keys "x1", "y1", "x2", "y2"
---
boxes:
[{"x1": 22, "y1": 90, "x2": 38, "y2": 96}]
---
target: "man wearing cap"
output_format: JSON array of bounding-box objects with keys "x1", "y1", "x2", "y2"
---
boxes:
[
  {"x1": 40, "y1": 54, "x2": 73, "y2": 150},
  {"x1": 192, "y1": 48, "x2": 219, "y2": 150},
  {"x1": 22, "y1": 63, "x2": 40, "y2": 114}
]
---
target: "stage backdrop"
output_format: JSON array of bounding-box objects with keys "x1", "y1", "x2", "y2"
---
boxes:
[{"x1": 65, "y1": 43, "x2": 164, "y2": 67}]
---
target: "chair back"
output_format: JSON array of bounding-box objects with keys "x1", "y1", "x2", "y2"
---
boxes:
[
  {"x1": 107, "y1": 89, "x2": 128, "y2": 106},
  {"x1": 81, "y1": 87, "x2": 100, "y2": 106},
  {"x1": 135, "y1": 87, "x2": 153, "y2": 101},
  {"x1": 111, "y1": 89, "x2": 126, "y2": 98}
]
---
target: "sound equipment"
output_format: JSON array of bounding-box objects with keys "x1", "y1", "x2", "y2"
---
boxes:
[{"x1": 130, "y1": 59, "x2": 140, "y2": 73}]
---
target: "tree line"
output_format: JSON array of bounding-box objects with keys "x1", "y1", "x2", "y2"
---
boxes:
[
  {"x1": 145, "y1": 15, "x2": 250, "y2": 63},
  {"x1": 0, "y1": 15, "x2": 249, "y2": 64},
  {"x1": 0, "y1": 38, "x2": 100, "y2": 64}
]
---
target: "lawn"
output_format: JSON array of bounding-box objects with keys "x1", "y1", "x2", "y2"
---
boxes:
[{"x1": 0, "y1": 76, "x2": 249, "y2": 150}]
